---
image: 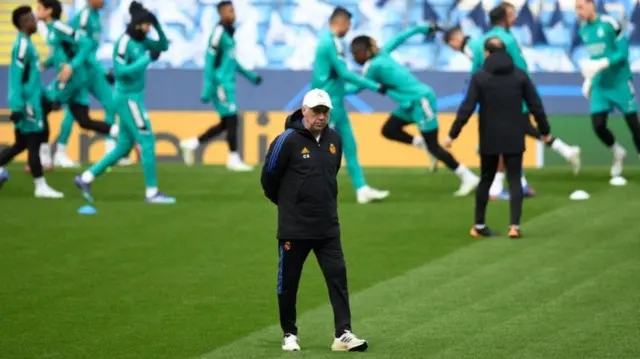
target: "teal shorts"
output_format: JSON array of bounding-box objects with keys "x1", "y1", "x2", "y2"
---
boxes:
[
  {"x1": 212, "y1": 84, "x2": 237, "y2": 117},
  {"x1": 391, "y1": 92, "x2": 438, "y2": 133},
  {"x1": 590, "y1": 78, "x2": 638, "y2": 115}
]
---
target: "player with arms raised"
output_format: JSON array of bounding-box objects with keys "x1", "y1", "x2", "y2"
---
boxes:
[
  {"x1": 577, "y1": 0, "x2": 640, "y2": 178},
  {"x1": 74, "y1": 1, "x2": 174, "y2": 203},
  {"x1": 349, "y1": 28, "x2": 480, "y2": 196}
]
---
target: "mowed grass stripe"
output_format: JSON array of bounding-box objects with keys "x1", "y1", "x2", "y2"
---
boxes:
[{"x1": 198, "y1": 189, "x2": 639, "y2": 359}]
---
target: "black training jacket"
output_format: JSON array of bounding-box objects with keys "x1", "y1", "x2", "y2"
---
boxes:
[
  {"x1": 449, "y1": 51, "x2": 551, "y2": 155},
  {"x1": 261, "y1": 109, "x2": 343, "y2": 240}
]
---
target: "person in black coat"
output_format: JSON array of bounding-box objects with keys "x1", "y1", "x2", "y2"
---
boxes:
[
  {"x1": 444, "y1": 37, "x2": 553, "y2": 239},
  {"x1": 260, "y1": 88, "x2": 369, "y2": 352}
]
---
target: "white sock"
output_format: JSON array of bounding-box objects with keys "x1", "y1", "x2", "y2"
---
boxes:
[
  {"x1": 454, "y1": 164, "x2": 470, "y2": 179},
  {"x1": 412, "y1": 136, "x2": 425, "y2": 148},
  {"x1": 612, "y1": 143, "x2": 625, "y2": 156},
  {"x1": 109, "y1": 125, "x2": 119, "y2": 138},
  {"x1": 521, "y1": 174, "x2": 529, "y2": 188},
  {"x1": 81, "y1": 171, "x2": 94, "y2": 183},
  {"x1": 490, "y1": 171, "x2": 505, "y2": 195},
  {"x1": 0, "y1": 167, "x2": 4, "y2": 175},
  {"x1": 184, "y1": 137, "x2": 199, "y2": 149},
  {"x1": 34, "y1": 177, "x2": 46, "y2": 188},
  {"x1": 145, "y1": 187, "x2": 158, "y2": 198},
  {"x1": 56, "y1": 143, "x2": 67, "y2": 154},
  {"x1": 228, "y1": 151, "x2": 241, "y2": 162},
  {"x1": 550, "y1": 138, "x2": 572, "y2": 158}
]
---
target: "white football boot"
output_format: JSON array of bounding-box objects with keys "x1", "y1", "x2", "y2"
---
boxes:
[
  {"x1": 331, "y1": 330, "x2": 368, "y2": 352},
  {"x1": 282, "y1": 334, "x2": 300, "y2": 351},
  {"x1": 226, "y1": 152, "x2": 253, "y2": 172},
  {"x1": 356, "y1": 186, "x2": 390, "y2": 204}
]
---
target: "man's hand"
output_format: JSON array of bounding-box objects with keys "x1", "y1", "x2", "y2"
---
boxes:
[
  {"x1": 9, "y1": 112, "x2": 23, "y2": 124},
  {"x1": 105, "y1": 70, "x2": 115, "y2": 85},
  {"x1": 149, "y1": 51, "x2": 161, "y2": 61},
  {"x1": 541, "y1": 134, "x2": 553, "y2": 144},
  {"x1": 254, "y1": 76, "x2": 263, "y2": 85},
  {"x1": 582, "y1": 77, "x2": 592, "y2": 99},
  {"x1": 444, "y1": 136, "x2": 453, "y2": 149},
  {"x1": 57, "y1": 64, "x2": 73, "y2": 82},
  {"x1": 580, "y1": 58, "x2": 609, "y2": 79}
]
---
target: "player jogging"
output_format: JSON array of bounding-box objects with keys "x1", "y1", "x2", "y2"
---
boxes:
[
  {"x1": 0, "y1": 5, "x2": 63, "y2": 198},
  {"x1": 50, "y1": 0, "x2": 127, "y2": 168},
  {"x1": 577, "y1": 0, "x2": 640, "y2": 178},
  {"x1": 313, "y1": 7, "x2": 390, "y2": 204},
  {"x1": 445, "y1": 3, "x2": 581, "y2": 199},
  {"x1": 180, "y1": 1, "x2": 261, "y2": 172},
  {"x1": 349, "y1": 28, "x2": 480, "y2": 196},
  {"x1": 36, "y1": 0, "x2": 118, "y2": 169},
  {"x1": 74, "y1": 1, "x2": 175, "y2": 204}
]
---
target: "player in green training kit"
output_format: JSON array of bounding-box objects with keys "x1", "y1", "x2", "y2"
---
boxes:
[
  {"x1": 576, "y1": 0, "x2": 640, "y2": 178},
  {"x1": 180, "y1": 1, "x2": 261, "y2": 172},
  {"x1": 74, "y1": 1, "x2": 175, "y2": 204},
  {"x1": 0, "y1": 6, "x2": 63, "y2": 198},
  {"x1": 50, "y1": 0, "x2": 127, "y2": 168},
  {"x1": 444, "y1": 3, "x2": 581, "y2": 199},
  {"x1": 36, "y1": 0, "x2": 118, "y2": 170},
  {"x1": 349, "y1": 28, "x2": 480, "y2": 196},
  {"x1": 313, "y1": 7, "x2": 390, "y2": 204}
]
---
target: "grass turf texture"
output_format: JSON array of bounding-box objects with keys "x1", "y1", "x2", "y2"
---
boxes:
[{"x1": 1, "y1": 165, "x2": 639, "y2": 359}]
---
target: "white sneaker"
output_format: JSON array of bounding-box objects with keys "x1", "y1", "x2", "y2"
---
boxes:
[
  {"x1": 611, "y1": 145, "x2": 626, "y2": 177},
  {"x1": 356, "y1": 186, "x2": 390, "y2": 204},
  {"x1": 180, "y1": 139, "x2": 198, "y2": 166},
  {"x1": 35, "y1": 184, "x2": 64, "y2": 199},
  {"x1": 567, "y1": 146, "x2": 581, "y2": 175},
  {"x1": 454, "y1": 174, "x2": 480, "y2": 197},
  {"x1": 226, "y1": 153, "x2": 253, "y2": 172},
  {"x1": 53, "y1": 151, "x2": 80, "y2": 168},
  {"x1": 331, "y1": 330, "x2": 368, "y2": 352},
  {"x1": 117, "y1": 157, "x2": 133, "y2": 166},
  {"x1": 282, "y1": 334, "x2": 300, "y2": 351}
]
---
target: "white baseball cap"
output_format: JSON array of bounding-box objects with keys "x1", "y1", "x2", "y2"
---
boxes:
[{"x1": 302, "y1": 88, "x2": 333, "y2": 109}]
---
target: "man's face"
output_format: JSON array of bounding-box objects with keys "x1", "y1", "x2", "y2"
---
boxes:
[
  {"x1": 333, "y1": 16, "x2": 351, "y2": 38},
  {"x1": 302, "y1": 106, "x2": 330, "y2": 132},
  {"x1": 351, "y1": 48, "x2": 369, "y2": 65},
  {"x1": 219, "y1": 4, "x2": 236, "y2": 25},
  {"x1": 88, "y1": 0, "x2": 104, "y2": 9},
  {"x1": 576, "y1": 0, "x2": 594, "y2": 21},
  {"x1": 23, "y1": 12, "x2": 38, "y2": 34},
  {"x1": 139, "y1": 22, "x2": 151, "y2": 33},
  {"x1": 505, "y1": 6, "x2": 516, "y2": 27},
  {"x1": 447, "y1": 29, "x2": 465, "y2": 51},
  {"x1": 35, "y1": 2, "x2": 50, "y2": 21}
]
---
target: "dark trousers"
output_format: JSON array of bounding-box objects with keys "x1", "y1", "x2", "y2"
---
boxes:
[
  {"x1": 0, "y1": 130, "x2": 44, "y2": 178},
  {"x1": 277, "y1": 237, "x2": 351, "y2": 337},
  {"x1": 476, "y1": 152, "x2": 524, "y2": 226}
]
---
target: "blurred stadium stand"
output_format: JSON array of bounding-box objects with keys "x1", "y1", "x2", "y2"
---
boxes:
[{"x1": 3, "y1": 0, "x2": 640, "y2": 72}]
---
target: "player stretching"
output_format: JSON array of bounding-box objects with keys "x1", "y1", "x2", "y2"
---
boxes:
[
  {"x1": 74, "y1": 1, "x2": 175, "y2": 204},
  {"x1": 445, "y1": 4, "x2": 581, "y2": 199},
  {"x1": 36, "y1": 0, "x2": 118, "y2": 169},
  {"x1": 180, "y1": 1, "x2": 261, "y2": 172},
  {"x1": 0, "y1": 6, "x2": 63, "y2": 198},
  {"x1": 51, "y1": 0, "x2": 126, "y2": 168},
  {"x1": 577, "y1": 0, "x2": 640, "y2": 178},
  {"x1": 313, "y1": 7, "x2": 390, "y2": 204},
  {"x1": 349, "y1": 28, "x2": 480, "y2": 196}
]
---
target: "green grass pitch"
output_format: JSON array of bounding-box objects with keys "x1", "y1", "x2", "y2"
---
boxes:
[{"x1": 1, "y1": 164, "x2": 639, "y2": 359}]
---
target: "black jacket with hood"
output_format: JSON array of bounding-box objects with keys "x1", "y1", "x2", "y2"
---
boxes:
[
  {"x1": 449, "y1": 51, "x2": 551, "y2": 155},
  {"x1": 261, "y1": 109, "x2": 343, "y2": 240}
]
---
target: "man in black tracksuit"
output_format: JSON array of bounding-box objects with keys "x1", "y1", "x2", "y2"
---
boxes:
[
  {"x1": 445, "y1": 38, "x2": 552, "y2": 239},
  {"x1": 260, "y1": 89, "x2": 368, "y2": 352}
]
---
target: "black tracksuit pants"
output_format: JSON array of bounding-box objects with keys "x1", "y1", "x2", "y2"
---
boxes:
[
  {"x1": 277, "y1": 237, "x2": 351, "y2": 338},
  {"x1": 476, "y1": 152, "x2": 524, "y2": 226}
]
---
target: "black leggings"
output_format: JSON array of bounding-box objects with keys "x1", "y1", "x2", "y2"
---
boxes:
[
  {"x1": 0, "y1": 130, "x2": 43, "y2": 178},
  {"x1": 591, "y1": 111, "x2": 640, "y2": 152},
  {"x1": 68, "y1": 102, "x2": 112, "y2": 135},
  {"x1": 381, "y1": 115, "x2": 459, "y2": 170},
  {"x1": 476, "y1": 153, "x2": 524, "y2": 226},
  {"x1": 198, "y1": 114, "x2": 239, "y2": 151}
]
